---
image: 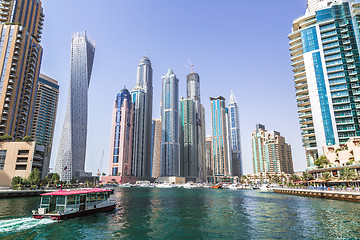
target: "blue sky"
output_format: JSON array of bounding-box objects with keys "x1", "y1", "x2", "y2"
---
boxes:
[{"x1": 41, "y1": 0, "x2": 308, "y2": 175}]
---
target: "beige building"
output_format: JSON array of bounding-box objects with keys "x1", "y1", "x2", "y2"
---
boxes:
[
  {"x1": 0, "y1": 0, "x2": 44, "y2": 139},
  {"x1": 0, "y1": 141, "x2": 45, "y2": 187},
  {"x1": 151, "y1": 119, "x2": 161, "y2": 178},
  {"x1": 322, "y1": 137, "x2": 360, "y2": 167}
]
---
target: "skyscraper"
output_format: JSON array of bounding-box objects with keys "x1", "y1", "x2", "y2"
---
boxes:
[
  {"x1": 210, "y1": 96, "x2": 231, "y2": 182},
  {"x1": 252, "y1": 124, "x2": 294, "y2": 174},
  {"x1": 0, "y1": 0, "x2": 44, "y2": 139},
  {"x1": 289, "y1": 0, "x2": 360, "y2": 168},
  {"x1": 107, "y1": 88, "x2": 135, "y2": 183},
  {"x1": 180, "y1": 71, "x2": 206, "y2": 181},
  {"x1": 227, "y1": 90, "x2": 243, "y2": 176},
  {"x1": 205, "y1": 136, "x2": 213, "y2": 182},
  {"x1": 31, "y1": 73, "x2": 59, "y2": 178},
  {"x1": 55, "y1": 32, "x2": 95, "y2": 182},
  {"x1": 151, "y1": 119, "x2": 161, "y2": 179},
  {"x1": 161, "y1": 69, "x2": 180, "y2": 177},
  {"x1": 131, "y1": 56, "x2": 153, "y2": 179}
]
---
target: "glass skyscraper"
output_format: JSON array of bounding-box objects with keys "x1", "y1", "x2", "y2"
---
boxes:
[
  {"x1": 0, "y1": 0, "x2": 44, "y2": 139},
  {"x1": 161, "y1": 69, "x2": 180, "y2": 177},
  {"x1": 290, "y1": 0, "x2": 360, "y2": 168},
  {"x1": 227, "y1": 90, "x2": 243, "y2": 176},
  {"x1": 55, "y1": 32, "x2": 95, "y2": 182},
  {"x1": 180, "y1": 72, "x2": 206, "y2": 180},
  {"x1": 107, "y1": 88, "x2": 134, "y2": 183},
  {"x1": 130, "y1": 56, "x2": 153, "y2": 179},
  {"x1": 210, "y1": 96, "x2": 231, "y2": 183}
]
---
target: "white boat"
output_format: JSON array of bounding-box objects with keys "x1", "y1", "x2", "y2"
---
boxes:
[
  {"x1": 228, "y1": 184, "x2": 241, "y2": 190},
  {"x1": 155, "y1": 183, "x2": 175, "y2": 188},
  {"x1": 259, "y1": 184, "x2": 273, "y2": 192}
]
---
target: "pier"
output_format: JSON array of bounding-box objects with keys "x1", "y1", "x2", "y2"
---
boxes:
[{"x1": 273, "y1": 188, "x2": 360, "y2": 202}]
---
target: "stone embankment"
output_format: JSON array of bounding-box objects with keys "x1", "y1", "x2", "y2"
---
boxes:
[
  {"x1": 273, "y1": 188, "x2": 360, "y2": 202},
  {"x1": 0, "y1": 189, "x2": 54, "y2": 198}
]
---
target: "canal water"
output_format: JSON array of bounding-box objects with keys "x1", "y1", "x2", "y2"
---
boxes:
[{"x1": 0, "y1": 188, "x2": 360, "y2": 239}]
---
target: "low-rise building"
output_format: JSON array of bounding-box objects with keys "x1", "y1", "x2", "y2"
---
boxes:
[
  {"x1": 322, "y1": 137, "x2": 360, "y2": 167},
  {"x1": 0, "y1": 142, "x2": 46, "y2": 187}
]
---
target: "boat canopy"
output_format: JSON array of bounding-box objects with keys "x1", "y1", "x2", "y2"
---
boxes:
[{"x1": 41, "y1": 188, "x2": 112, "y2": 196}]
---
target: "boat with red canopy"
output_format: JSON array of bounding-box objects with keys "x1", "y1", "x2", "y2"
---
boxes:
[{"x1": 32, "y1": 188, "x2": 116, "y2": 220}]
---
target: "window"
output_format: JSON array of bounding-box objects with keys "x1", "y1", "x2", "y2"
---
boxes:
[
  {"x1": 18, "y1": 150, "x2": 29, "y2": 155},
  {"x1": 16, "y1": 157, "x2": 28, "y2": 163},
  {"x1": 15, "y1": 165, "x2": 26, "y2": 170},
  {"x1": 0, "y1": 150, "x2": 6, "y2": 170}
]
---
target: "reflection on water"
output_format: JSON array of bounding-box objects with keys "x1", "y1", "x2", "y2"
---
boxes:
[{"x1": 1, "y1": 188, "x2": 360, "y2": 239}]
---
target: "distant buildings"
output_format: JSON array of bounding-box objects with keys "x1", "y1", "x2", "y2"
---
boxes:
[
  {"x1": 0, "y1": 142, "x2": 46, "y2": 187},
  {"x1": 252, "y1": 124, "x2": 294, "y2": 175},
  {"x1": 31, "y1": 73, "x2": 59, "y2": 179},
  {"x1": 227, "y1": 90, "x2": 243, "y2": 176},
  {"x1": 131, "y1": 56, "x2": 153, "y2": 179},
  {"x1": 105, "y1": 88, "x2": 135, "y2": 184},
  {"x1": 180, "y1": 71, "x2": 206, "y2": 181},
  {"x1": 55, "y1": 32, "x2": 96, "y2": 182},
  {"x1": 289, "y1": 0, "x2": 360, "y2": 168},
  {"x1": 161, "y1": 69, "x2": 180, "y2": 177},
  {"x1": 151, "y1": 119, "x2": 161, "y2": 179},
  {"x1": 210, "y1": 96, "x2": 231, "y2": 182},
  {"x1": 0, "y1": 0, "x2": 44, "y2": 139},
  {"x1": 205, "y1": 136, "x2": 213, "y2": 181}
]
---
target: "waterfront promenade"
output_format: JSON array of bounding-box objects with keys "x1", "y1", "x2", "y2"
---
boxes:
[{"x1": 274, "y1": 187, "x2": 360, "y2": 202}]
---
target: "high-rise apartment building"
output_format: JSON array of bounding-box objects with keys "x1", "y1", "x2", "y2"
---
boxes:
[
  {"x1": 289, "y1": 0, "x2": 360, "y2": 168},
  {"x1": 161, "y1": 69, "x2": 180, "y2": 177},
  {"x1": 55, "y1": 32, "x2": 95, "y2": 182},
  {"x1": 210, "y1": 96, "x2": 231, "y2": 182},
  {"x1": 180, "y1": 71, "x2": 206, "y2": 181},
  {"x1": 227, "y1": 90, "x2": 243, "y2": 176},
  {"x1": 31, "y1": 73, "x2": 59, "y2": 178},
  {"x1": 151, "y1": 119, "x2": 161, "y2": 178},
  {"x1": 131, "y1": 56, "x2": 153, "y2": 179},
  {"x1": 107, "y1": 88, "x2": 135, "y2": 183},
  {"x1": 0, "y1": 0, "x2": 44, "y2": 139},
  {"x1": 205, "y1": 136, "x2": 213, "y2": 182},
  {"x1": 252, "y1": 124, "x2": 294, "y2": 174}
]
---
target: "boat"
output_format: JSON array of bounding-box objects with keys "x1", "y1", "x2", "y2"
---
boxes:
[
  {"x1": 211, "y1": 184, "x2": 222, "y2": 189},
  {"x1": 259, "y1": 184, "x2": 273, "y2": 192},
  {"x1": 155, "y1": 183, "x2": 175, "y2": 188},
  {"x1": 32, "y1": 188, "x2": 116, "y2": 220},
  {"x1": 228, "y1": 184, "x2": 241, "y2": 190}
]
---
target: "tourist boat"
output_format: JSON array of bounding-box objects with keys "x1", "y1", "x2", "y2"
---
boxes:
[{"x1": 32, "y1": 188, "x2": 116, "y2": 220}]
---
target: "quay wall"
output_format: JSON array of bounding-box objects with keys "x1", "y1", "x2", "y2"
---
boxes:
[
  {"x1": 273, "y1": 188, "x2": 360, "y2": 202},
  {"x1": 0, "y1": 190, "x2": 51, "y2": 198}
]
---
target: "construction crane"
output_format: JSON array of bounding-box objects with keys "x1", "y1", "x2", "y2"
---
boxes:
[
  {"x1": 185, "y1": 59, "x2": 194, "y2": 73},
  {"x1": 97, "y1": 150, "x2": 104, "y2": 177}
]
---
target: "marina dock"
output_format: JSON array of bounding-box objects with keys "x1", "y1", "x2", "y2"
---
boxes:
[{"x1": 273, "y1": 188, "x2": 360, "y2": 202}]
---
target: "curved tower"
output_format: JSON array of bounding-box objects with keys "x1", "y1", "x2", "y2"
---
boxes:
[{"x1": 55, "y1": 32, "x2": 95, "y2": 181}]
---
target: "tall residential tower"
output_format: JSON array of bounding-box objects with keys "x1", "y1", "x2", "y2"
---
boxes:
[
  {"x1": 131, "y1": 56, "x2": 153, "y2": 179},
  {"x1": 55, "y1": 32, "x2": 95, "y2": 182},
  {"x1": 161, "y1": 69, "x2": 180, "y2": 177},
  {"x1": 0, "y1": 0, "x2": 44, "y2": 139},
  {"x1": 289, "y1": 0, "x2": 360, "y2": 168}
]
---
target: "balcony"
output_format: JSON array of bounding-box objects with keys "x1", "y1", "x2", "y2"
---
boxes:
[
  {"x1": 5, "y1": 91, "x2": 11, "y2": 96},
  {"x1": 4, "y1": 97, "x2": 10, "y2": 102},
  {"x1": 8, "y1": 79, "x2": 14, "y2": 84},
  {"x1": 7, "y1": 85, "x2": 13, "y2": 90},
  {"x1": 295, "y1": 87, "x2": 308, "y2": 95},
  {"x1": 1, "y1": 116, "x2": 7, "y2": 121},
  {"x1": 2, "y1": 110, "x2": 8, "y2": 114},
  {"x1": 3, "y1": 103, "x2": 9, "y2": 109}
]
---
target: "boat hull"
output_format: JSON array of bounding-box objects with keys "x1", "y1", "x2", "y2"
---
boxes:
[{"x1": 33, "y1": 203, "x2": 116, "y2": 220}]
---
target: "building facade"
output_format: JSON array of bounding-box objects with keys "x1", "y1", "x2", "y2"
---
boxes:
[
  {"x1": 0, "y1": 0, "x2": 44, "y2": 139},
  {"x1": 205, "y1": 136, "x2": 213, "y2": 182},
  {"x1": 252, "y1": 124, "x2": 294, "y2": 174},
  {"x1": 55, "y1": 32, "x2": 95, "y2": 182},
  {"x1": 0, "y1": 141, "x2": 45, "y2": 187},
  {"x1": 151, "y1": 119, "x2": 161, "y2": 179},
  {"x1": 161, "y1": 69, "x2": 180, "y2": 177},
  {"x1": 210, "y1": 96, "x2": 231, "y2": 182},
  {"x1": 107, "y1": 88, "x2": 135, "y2": 183},
  {"x1": 131, "y1": 56, "x2": 153, "y2": 179},
  {"x1": 227, "y1": 90, "x2": 243, "y2": 176},
  {"x1": 30, "y1": 73, "x2": 59, "y2": 178},
  {"x1": 289, "y1": 0, "x2": 360, "y2": 168}
]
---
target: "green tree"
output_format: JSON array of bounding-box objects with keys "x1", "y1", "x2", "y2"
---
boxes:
[
  {"x1": 28, "y1": 168, "x2": 41, "y2": 186},
  {"x1": 52, "y1": 173, "x2": 60, "y2": 182},
  {"x1": 22, "y1": 136, "x2": 32, "y2": 142},
  {"x1": 289, "y1": 174, "x2": 301, "y2": 183},
  {"x1": 339, "y1": 167, "x2": 358, "y2": 182},
  {"x1": 322, "y1": 171, "x2": 332, "y2": 182},
  {"x1": 302, "y1": 172, "x2": 314, "y2": 182},
  {"x1": 11, "y1": 176, "x2": 22, "y2": 189},
  {"x1": 315, "y1": 155, "x2": 330, "y2": 168},
  {"x1": 0, "y1": 134, "x2": 12, "y2": 142}
]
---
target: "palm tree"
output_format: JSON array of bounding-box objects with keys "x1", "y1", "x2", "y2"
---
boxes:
[
  {"x1": 322, "y1": 171, "x2": 332, "y2": 182},
  {"x1": 339, "y1": 168, "x2": 357, "y2": 187},
  {"x1": 315, "y1": 155, "x2": 330, "y2": 168}
]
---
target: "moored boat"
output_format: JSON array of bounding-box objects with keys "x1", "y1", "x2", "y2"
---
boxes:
[
  {"x1": 211, "y1": 184, "x2": 222, "y2": 189},
  {"x1": 32, "y1": 188, "x2": 116, "y2": 220}
]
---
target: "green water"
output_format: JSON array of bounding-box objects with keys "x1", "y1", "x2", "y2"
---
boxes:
[{"x1": 0, "y1": 188, "x2": 360, "y2": 239}]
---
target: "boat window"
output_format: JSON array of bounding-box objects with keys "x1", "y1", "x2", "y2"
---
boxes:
[
  {"x1": 41, "y1": 196, "x2": 50, "y2": 205},
  {"x1": 67, "y1": 195, "x2": 76, "y2": 205},
  {"x1": 57, "y1": 196, "x2": 65, "y2": 205},
  {"x1": 89, "y1": 193, "x2": 97, "y2": 202}
]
